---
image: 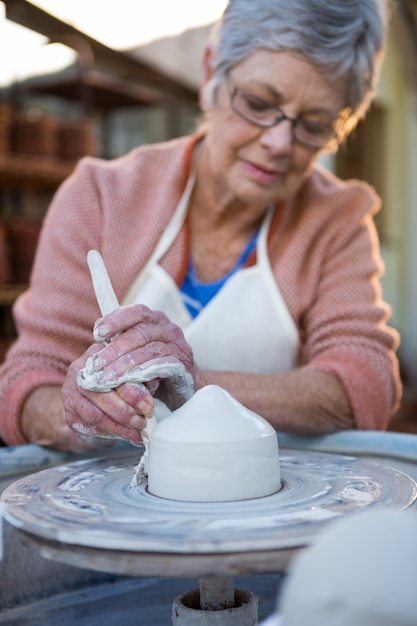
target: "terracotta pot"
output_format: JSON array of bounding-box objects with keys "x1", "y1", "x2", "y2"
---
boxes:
[
  {"x1": 0, "y1": 220, "x2": 13, "y2": 283},
  {"x1": 0, "y1": 102, "x2": 12, "y2": 156},
  {"x1": 58, "y1": 119, "x2": 97, "y2": 161},
  {"x1": 12, "y1": 112, "x2": 58, "y2": 158}
]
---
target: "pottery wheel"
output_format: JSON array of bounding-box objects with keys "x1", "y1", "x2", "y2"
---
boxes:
[{"x1": 2, "y1": 448, "x2": 417, "y2": 576}]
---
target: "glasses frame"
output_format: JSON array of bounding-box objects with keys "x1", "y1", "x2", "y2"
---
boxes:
[{"x1": 227, "y1": 76, "x2": 340, "y2": 150}]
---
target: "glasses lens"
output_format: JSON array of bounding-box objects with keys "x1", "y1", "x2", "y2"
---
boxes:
[
  {"x1": 294, "y1": 120, "x2": 334, "y2": 148},
  {"x1": 232, "y1": 89, "x2": 278, "y2": 127}
]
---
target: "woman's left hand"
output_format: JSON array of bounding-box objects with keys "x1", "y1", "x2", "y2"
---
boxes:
[
  {"x1": 62, "y1": 342, "x2": 152, "y2": 447},
  {"x1": 82, "y1": 304, "x2": 205, "y2": 409}
]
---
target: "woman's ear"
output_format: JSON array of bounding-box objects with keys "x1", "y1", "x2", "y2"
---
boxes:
[
  {"x1": 199, "y1": 45, "x2": 215, "y2": 111},
  {"x1": 201, "y1": 45, "x2": 214, "y2": 82}
]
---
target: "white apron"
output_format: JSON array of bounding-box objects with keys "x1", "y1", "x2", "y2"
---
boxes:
[{"x1": 122, "y1": 170, "x2": 299, "y2": 375}]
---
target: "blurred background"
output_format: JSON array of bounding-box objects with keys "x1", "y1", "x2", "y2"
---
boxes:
[{"x1": 0, "y1": 0, "x2": 416, "y2": 432}]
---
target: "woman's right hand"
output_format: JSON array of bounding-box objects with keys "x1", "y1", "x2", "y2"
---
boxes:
[{"x1": 62, "y1": 304, "x2": 205, "y2": 446}]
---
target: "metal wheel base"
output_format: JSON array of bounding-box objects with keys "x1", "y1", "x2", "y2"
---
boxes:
[{"x1": 172, "y1": 577, "x2": 258, "y2": 625}]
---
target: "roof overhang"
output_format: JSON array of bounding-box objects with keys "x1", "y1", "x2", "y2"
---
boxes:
[{"x1": 3, "y1": 0, "x2": 198, "y2": 109}]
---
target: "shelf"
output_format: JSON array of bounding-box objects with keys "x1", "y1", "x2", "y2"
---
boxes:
[
  {"x1": 25, "y1": 68, "x2": 167, "y2": 111},
  {"x1": 0, "y1": 154, "x2": 75, "y2": 188}
]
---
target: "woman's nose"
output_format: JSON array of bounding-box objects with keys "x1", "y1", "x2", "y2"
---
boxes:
[{"x1": 259, "y1": 119, "x2": 294, "y2": 155}]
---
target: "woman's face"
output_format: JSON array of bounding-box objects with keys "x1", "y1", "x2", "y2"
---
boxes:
[{"x1": 202, "y1": 49, "x2": 347, "y2": 208}]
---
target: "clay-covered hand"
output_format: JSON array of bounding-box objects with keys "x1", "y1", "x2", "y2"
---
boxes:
[
  {"x1": 78, "y1": 304, "x2": 201, "y2": 410},
  {"x1": 62, "y1": 344, "x2": 153, "y2": 447},
  {"x1": 64, "y1": 305, "x2": 202, "y2": 446}
]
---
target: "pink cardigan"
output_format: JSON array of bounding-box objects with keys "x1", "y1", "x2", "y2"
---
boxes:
[{"x1": 0, "y1": 134, "x2": 401, "y2": 445}]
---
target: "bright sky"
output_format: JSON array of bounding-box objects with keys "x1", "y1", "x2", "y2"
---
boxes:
[
  {"x1": 29, "y1": 0, "x2": 228, "y2": 47},
  {"x1": 0, "y1": 0, "x2": 228, "y2": 85}
]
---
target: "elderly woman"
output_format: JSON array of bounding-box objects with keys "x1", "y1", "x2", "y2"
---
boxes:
[{"x1": 0, "y1": 0, "x2": 400, "y2": 451}]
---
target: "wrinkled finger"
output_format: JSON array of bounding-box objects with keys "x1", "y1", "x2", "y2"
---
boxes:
[
  {"x1": 90, "y1": 317, "x2": 187, "y2": 371},
  {"x1": 93, "y1": 304, "x2": 169, "y2": 342},
  {"x1": 86, "y1": 387, "x2": 146, "y2": 431},
  {"x1": 90, "y1": 341, "x2": 191, "y2": 384},
  {"x1": 116, "y1": 383, "x2": 155, "y2": 417},
  {"x1": 65, "y1": 389, "x2": 145, "y2": 445}
]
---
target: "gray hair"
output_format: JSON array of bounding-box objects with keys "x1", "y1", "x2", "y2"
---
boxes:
[{"x1": 208, "y1": 0, "x2": 389, "y2": 134}]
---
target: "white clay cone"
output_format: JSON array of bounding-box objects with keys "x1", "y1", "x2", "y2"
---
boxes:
[{"x1": 148, "y1": 385, "x2": 281, "y2": 502}]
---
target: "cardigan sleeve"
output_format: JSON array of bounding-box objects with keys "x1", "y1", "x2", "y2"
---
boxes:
[
  {"x1": 0, "y1": 159, "x2": 108, "y2": 445},
  {"x1": 293, "y1": 178, "x2": 401, "y2": 430}
]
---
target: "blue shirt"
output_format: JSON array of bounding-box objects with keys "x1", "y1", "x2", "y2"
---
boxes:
[{"x1": 180, "y1": 230, "x2": 258, "y2": 318}]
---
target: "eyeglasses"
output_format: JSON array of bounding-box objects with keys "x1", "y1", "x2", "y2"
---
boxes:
[{"x1": 228, "y1": 78, "x2": 339, "y2": 149}]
